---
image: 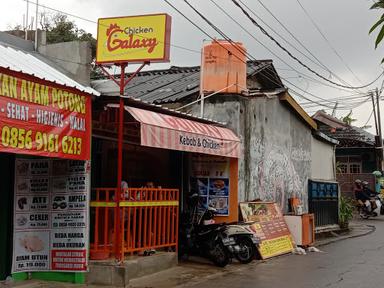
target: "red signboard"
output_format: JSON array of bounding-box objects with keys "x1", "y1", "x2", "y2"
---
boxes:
[
  {"x1": 51, "y1": 250, "x2": 87, "y2": 271},
  {"x1": 0, "y1": 70, "x2": 91, "y2": 160}
]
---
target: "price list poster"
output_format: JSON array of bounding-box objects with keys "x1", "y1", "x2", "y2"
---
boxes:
[{"x1": 12, "y1": 158, "x2": 90, "y2": 273}]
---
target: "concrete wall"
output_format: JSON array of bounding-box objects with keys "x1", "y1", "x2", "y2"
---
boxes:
[
  {"x1": 311, "y1": 137, "x2": 335, "y2": 181},
  {"x1": 188, "y1": 94, "x2": 312, "y2": 213},
  {"x1": 38, "y1": 41, "x2": 92, "y2": 86}
]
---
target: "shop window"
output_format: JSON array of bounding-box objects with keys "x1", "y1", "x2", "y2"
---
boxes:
[
  {"x1": 336, "y1": 156, "x2": 362, "y2": 174},
  {"x1": 338, "y1": 163, "x2": 348, "y2": 173},
  {"x1": 349, "y1": 163, "x2": 361, "y2": 174},
  {"x1": 336, "y1": 156, "x2": 348, "y2": 163}
]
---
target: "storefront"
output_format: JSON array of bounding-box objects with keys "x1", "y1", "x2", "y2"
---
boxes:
[
  {"x1": 90, "y1": 100, "x2": 240, "y2": 259},
  {"x1": 0, "y1": 65, "x2": 95, "y2": 283}
]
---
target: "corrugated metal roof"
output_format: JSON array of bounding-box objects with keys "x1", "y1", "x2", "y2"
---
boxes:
[
  {"x1": 0, "y1": 43, "x2": 100, "y2": 96},
  {"x1": 91, "y1": 61, "x2": 281, "y2": 104}
]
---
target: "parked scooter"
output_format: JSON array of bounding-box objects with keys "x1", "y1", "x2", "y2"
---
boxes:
[{"x1": 180, "y1": 194, "x2": 259, "y2": 267}]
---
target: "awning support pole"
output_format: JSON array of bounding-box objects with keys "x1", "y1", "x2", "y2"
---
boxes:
[{"x1": 98, "y1": 62, "x2": 148, "y2": 262}]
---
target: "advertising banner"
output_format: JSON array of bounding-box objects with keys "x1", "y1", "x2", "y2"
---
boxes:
[
  {"x1": 239, "y1": 202, "x2": 294, "y2": 259},
  {"x1": 0, "y1": 72, "x2": 91, "y2": 160},
  {"x1": 189, "y1": 154, "x2": 230, "y2": 216},
  {"x1": 96, "y1": 14, "x2": 172, "y2": 64},
  {"x1": 12, "y1": 158, "x2": 90, "y2": 273}
]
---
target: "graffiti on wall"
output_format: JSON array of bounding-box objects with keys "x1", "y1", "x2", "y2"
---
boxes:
[{"x1": 250, "y1": 139, "x2": 310, "y2": 212}]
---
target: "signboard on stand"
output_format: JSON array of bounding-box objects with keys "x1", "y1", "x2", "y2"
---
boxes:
[
  {"x1": 96, "y1": 14, "x2": 172, "y2": 64},
  {"x1": 0, "y1": 71, "x2": 92, "y2": 160},
  {"x1": 239, "y1": 202, "x2": 294, "y2": 259},
  {"x1": 189, "y1": 154, "x2": 230, "y2": 216},
  {"x1": 12, "y1": 158, "x2": 90, "y2": 273}
]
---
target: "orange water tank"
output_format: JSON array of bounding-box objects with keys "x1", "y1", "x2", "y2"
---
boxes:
[{"x1": 201, "y1": 40, "x2": 247, "y2": 94}]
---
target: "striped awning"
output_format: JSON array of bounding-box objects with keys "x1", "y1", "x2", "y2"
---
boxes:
[{"x1": 125, "y1": 106, "x2": 240, "y2": 158}]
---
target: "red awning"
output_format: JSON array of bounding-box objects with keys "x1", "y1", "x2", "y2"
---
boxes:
[{"x1": 124, "y1": 106, "x2": 240, "y2": 158}]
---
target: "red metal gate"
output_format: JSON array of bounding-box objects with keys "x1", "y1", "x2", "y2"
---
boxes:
[{"x1": 90, "y1": 188, "x2": 179, "y2": 260}]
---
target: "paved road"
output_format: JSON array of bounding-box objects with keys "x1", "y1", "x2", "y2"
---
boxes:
[{"x1": 130, "y1": 218, "x2": 384, "y2": 288}]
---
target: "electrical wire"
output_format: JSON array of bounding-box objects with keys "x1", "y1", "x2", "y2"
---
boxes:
[
  {"x1": 210, "y1": 0, "x2": 334, "y2": 78},
  {"x1": 295, "y1": 0, "x2": 363, "y2": 84},
  {"x1": 207, "y1": 0, "x2": 354, "y2": 93},
  {"x1": 250, "y1": 0, "x2": 351, "y2": 87},
  {"x1": 22, "y1": 0, "x2": 216, "y2": 62},
  {"x1": 24, "y1": 0, "x2": 380, "y2": 113},
  {"x1": 231, "y1": 0, "x2": 384, "y2": 90},
  {"x1": 175, "y1": 0, "x2": 373, "y2": 110}
]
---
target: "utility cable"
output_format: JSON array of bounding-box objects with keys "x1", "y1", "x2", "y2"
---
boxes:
[
  {"x1": 250, "y1": 0, "x2": 350, "y2": 87},
  {"x1": 179, "y1": 0, "x2": 370, "y2": 109},
  {"x1": 231, "y1": 0, "x2": 383, "y2": 89},
  {"x1": 26, "y1": 0, "x2": 375, "y2": 111},
  {"x1": 209, "y1": 0, "x2": 370, "y2": 94},
  {"x1": 295, "y1": 0, "x2": 363, "y2": 84},
  {"x1": 211, "y1": 0, "x2": 332, "y2": 77}
]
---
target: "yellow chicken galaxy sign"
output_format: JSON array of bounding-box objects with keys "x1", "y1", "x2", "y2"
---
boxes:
[{"x1": 96, "y1": 14, "x2": 171, "y2": 64}]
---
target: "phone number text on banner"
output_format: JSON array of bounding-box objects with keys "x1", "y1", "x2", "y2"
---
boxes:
[{"x1": 0, "y1": 72, "x2": 91, "y2": 160}]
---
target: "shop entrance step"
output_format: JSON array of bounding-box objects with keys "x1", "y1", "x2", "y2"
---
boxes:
[{"x1": 87, "y1": 252, "x2": 177, "y2": 287}]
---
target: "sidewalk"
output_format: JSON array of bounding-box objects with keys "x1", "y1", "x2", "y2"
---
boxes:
[
  {"x1": 315, "y1": 220, "x2": 376, "y2": 247},
  {"x1": 0, "y1": 220, "x2": 375, "y2": 288}
]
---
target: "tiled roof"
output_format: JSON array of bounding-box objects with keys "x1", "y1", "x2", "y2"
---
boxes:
[
  {"x1": 91, "y1": 60, "x2": 283, "y2": 104},
  {"x1": 313, "y1": 110, "x2": 376, "y2": 146}
]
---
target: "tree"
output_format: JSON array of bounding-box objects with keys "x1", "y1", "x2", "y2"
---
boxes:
[
  {"x1": 369, "y1": 1, "x2": 384, "y2": 63},
  {"x1": 340, "y1": 110, "x2": 357, "y2": 126}
]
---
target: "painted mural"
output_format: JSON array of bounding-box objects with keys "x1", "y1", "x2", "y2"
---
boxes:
[{"x1": 250, "y1": 138, "x2": 310, "y2": 212}]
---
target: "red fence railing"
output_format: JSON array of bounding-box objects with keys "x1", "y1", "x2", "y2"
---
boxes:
[{"x1": 90, "y1": 188, "x2": 179, "y2": 261}]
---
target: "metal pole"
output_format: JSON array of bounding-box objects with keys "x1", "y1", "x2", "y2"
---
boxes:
[
  {"x1": 115, "y1": 63, "x2": 127, "y2": 261},
  {"x1": 200, "y1": 93, "x2": 204, "y2": 118},
  {"x1": 34, "y1": 0, "x2": 39, "y2": 51},
  {"x1": 25, "y1": 0, "x2": 29, "y2": 40},
  {"x1": 371, "y1": 92, "x2": 379, "y2": 135},
  {"x1": 98, "y1": 62, "x2": 148, "y2": 262},
  {"x1": 200, "y1": 45, "x2": 205, "y2": 118},
  {"x1": 376, "y1": 88, "x2": 383, "y2": 170}
]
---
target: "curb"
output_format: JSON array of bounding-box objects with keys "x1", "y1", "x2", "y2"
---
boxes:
[{"x1": 315, "y1": 224, "x2": 376, "y2": 247}]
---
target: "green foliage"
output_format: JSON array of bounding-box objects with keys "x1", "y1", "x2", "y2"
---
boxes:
[
  {"x1": 369, "y1": 1, "x2": 384, "y2": 63},
  {"x1": 339, "y1": 196, "x2": 354, "y2": 225},
  {"x1": 340, "y1": 110, "x2": 357, "y2": 126},
  {"x1": 336, "y1": 161, "x2": 343, "y2": 174}
]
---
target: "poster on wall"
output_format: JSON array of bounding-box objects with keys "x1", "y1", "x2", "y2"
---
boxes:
[
  {"x1": 189, "y1": 154, "x2": 230, "y2": 216},
  {"x1": 239, "y1": 202, "x2": 294, "y2": 259},
  {"x1": 12, "y1": 158, "x2": 90, "y2": 273}
]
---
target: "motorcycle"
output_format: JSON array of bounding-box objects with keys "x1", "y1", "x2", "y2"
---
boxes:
[
  {"x1": 180, "y1": 194, "x2": 259, "y2": 267},
  {"x1": 358, "y1": 193, "x2": 384, "y2": 219}
]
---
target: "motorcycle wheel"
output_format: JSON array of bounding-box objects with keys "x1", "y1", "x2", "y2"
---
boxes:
[
  {"x1": 358, "y1": 207, "x2": 370, "y2": 219},
  {"x1": 210, "y1": 242, "x2": 229, "y2": 267},
  {"x1": 235, "y1": 237, "x2": 256, "y2": 264}
]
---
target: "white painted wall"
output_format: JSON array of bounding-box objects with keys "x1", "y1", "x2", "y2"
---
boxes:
[{"x1": 311, "y1": 137, "x2": 336, "y2": 181}]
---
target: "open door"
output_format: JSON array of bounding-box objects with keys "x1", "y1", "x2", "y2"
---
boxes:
[{"x1": 0, "y1": 154, "x2": 14, "y2": 280}]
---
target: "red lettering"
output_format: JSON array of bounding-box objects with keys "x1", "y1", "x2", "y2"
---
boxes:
[{"x1": 106, "y1": 27, "x2": 158, "y2": 54}]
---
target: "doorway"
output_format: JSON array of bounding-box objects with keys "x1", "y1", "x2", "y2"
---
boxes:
[{"x1": 0, "y1": 153, "x2": 15, "y2": 280}]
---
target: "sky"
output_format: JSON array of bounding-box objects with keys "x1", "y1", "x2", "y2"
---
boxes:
[{"x1": 1, "y1": 0, "x2": 384, "y2": 133}]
